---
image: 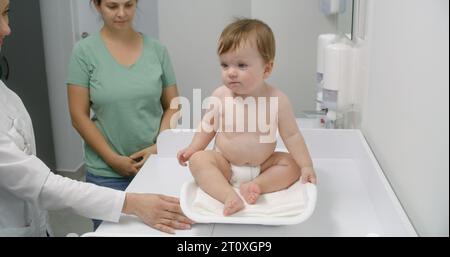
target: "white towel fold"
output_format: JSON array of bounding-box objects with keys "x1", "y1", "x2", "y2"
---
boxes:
[{"x1": 192, "y1": 180, "x2": 308, "y2": 217}]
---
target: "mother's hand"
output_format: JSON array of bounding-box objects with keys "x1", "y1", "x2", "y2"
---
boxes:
[
  {"x1": 130, "y1": 144, "x2": 157, "y2": 170},
  {"x1": 107, "y1": 155, "x2": 139, "y2": 177},
  {"x1": 123, "y1": 193, "x2": 195, "y2": 234}
]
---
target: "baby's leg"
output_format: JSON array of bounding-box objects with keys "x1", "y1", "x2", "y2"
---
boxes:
[
  {"x1": 240, "y1": 152, "x2": 300, "y2": 204},
  {"x1": 189, "y1": 150, "x2": 244, "y2": 216},
  {"x1": 239, "y1": 182, "x2": 261, "y2": 205}
]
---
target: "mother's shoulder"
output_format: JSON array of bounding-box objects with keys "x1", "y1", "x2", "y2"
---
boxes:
[{"x1": 143, "y1": 35, "x2": 167, "y2": 50}]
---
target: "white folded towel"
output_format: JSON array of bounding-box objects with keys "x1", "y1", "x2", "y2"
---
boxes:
[{"x1": 191, "y1": 180, "x2": 308, "y2": 217}]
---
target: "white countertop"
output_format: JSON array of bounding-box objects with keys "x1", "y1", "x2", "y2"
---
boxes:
[{"x1": 88, "y1": 129, "x2": 416, "y2": 237}]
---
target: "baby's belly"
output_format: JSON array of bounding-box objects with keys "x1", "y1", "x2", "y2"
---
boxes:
[{"x1": 215, "y1": 133, "x2": 276, "y2": 166}]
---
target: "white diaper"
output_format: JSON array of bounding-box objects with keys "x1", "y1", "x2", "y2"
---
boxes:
[{"x1": 230, "y1": 165, "x2": 261, "y2": 187}]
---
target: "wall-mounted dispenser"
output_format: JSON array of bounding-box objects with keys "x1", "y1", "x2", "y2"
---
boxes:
[
  {"x1": 316, "y1": 34, "x2": 338, "y2": 112},
  {"x1": 322, "y1": 42, "x2": 353, "y2": 128}
]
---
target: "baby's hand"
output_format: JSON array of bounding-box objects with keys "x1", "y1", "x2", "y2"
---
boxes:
[
  {"x1": 300, "y1": 166, "x2": 317, "y2": 184},
  {"x1": 177, "y1": 147, "x2": 196, "y2": 166}
]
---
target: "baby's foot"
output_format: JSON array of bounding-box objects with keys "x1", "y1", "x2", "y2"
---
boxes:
[
  {"x1": 223, "y1": 193, "x2": 244, "y2": 216},
  {"x1": 239, "y1": 182, "x2": 261, "y2": 204}
]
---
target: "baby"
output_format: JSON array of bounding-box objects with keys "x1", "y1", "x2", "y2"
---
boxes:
[{"x1": 177, "y1": 18, "x2": 316, "y2": 216}]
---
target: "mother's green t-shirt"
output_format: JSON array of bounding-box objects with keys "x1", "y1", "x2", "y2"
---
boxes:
[{"x1": 66, "y1": 32, "x2": 176, "y2": 178}]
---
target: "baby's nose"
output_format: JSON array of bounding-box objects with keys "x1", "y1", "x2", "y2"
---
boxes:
[{"x1": 228, "y1": 68, "x2": 237, "y2": 77}]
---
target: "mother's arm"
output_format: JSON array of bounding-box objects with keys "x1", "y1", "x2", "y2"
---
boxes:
[
  {"x1": 129, "y1": 85, "x2": 180, "y2": 169},
  {"x1": 159, "y1": 84, "x2": 180, "y2": 133},
  {"x1": 67, "y1": 85, "x2": 138, "y2": 176}
]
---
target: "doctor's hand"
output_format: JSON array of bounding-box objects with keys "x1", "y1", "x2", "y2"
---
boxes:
[
  {"x1": 130, "y1": 144, "x2": 157, "y2": 171},
  {"x1": 177, "y1": 146, "x2": 197, "y2": 166},
  {"x1": 107, "y1": 155, "x2": 139, "y2": 177},
  {"x1": 123, "y1": 193, "x2": 195, "y2": 234}
]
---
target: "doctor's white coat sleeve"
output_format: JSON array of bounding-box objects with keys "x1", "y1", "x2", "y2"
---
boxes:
[{"x1": 0, "y1": 133, "x2": 126, "y2": 222}]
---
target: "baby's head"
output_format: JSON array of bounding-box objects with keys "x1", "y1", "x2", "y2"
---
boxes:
[
  {"x1": 218, "y1": 19, "x2": 276, "y2": 95},
  {"x1": 218, "y1": 18, "x2": 276, "y2": 65}
]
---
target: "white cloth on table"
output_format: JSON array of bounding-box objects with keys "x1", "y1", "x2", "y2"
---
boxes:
[{"x1": 192, "y1": 180, "x2": 308, "y2": 217}]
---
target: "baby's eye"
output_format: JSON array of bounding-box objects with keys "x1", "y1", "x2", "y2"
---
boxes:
[
  {"x1": 221, "y1": 63, "x2": 229, "y2": 69},
  {"x1": 238, "y1": 63, "x2": 248, "y2": 69}
]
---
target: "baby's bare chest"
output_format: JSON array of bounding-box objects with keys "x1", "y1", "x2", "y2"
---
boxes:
[{"x1": 218, "y1": 97, "x2": 278, "y2": 133}]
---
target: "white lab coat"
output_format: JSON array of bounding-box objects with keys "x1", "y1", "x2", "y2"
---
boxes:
[{"x1": 0, "y1": 80, "x2": 126, "y2": 237}]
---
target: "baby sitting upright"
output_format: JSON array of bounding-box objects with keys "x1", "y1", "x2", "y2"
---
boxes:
[{"x1": 177, "y1": 18, "x2": 317, "y2": 216}]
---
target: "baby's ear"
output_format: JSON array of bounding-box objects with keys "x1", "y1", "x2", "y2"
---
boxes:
[{"x1": 263, "y1": 61, "x2": 274, "y2": 79}]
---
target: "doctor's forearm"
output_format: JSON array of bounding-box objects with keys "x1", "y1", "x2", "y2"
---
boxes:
[{"x1": 39, "y1": 172, "x2": 125, "y2": 222}]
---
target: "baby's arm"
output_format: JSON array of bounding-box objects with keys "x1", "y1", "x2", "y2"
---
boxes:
[
  {"x1": 177, "y1": 91, "x2": 223, "y2": 166},
  {"x1": 277, "y1": 93, "x2": 317, "y2": 184},
  {"x1": 177, "y1": 133, "x2": 215, "y2": 166}
]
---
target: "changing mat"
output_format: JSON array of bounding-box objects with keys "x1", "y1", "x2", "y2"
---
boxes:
[{"x1": 180, "y1": 180, "x2": 317, "y2": 225}]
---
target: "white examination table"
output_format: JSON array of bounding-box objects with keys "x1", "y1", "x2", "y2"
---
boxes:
[{"x1": 84, "y1": 126, "x2": 417, "y2": 237}]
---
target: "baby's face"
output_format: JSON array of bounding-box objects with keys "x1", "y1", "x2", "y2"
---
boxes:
[{"x1": 219, "y1": 40, "x2": 271, "y2": 96}]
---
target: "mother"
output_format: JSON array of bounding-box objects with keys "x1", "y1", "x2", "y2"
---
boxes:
[{"x1": 67, "y1": 0, "x2": 180, "y2": 230}]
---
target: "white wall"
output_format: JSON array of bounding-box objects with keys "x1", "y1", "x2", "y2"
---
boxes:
[
  {"x1": 160, "y1": 0, "x2": 338, "y2": 121},
  {"x1": 360, "y1": 0, "x2": 449, "y2": 236},
  {"x1": 40, "y1": 0, "x2": 84, "y2": 172},
  {"x1": 252, "y1": 0, "x2": 338, "y2": 115}
]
